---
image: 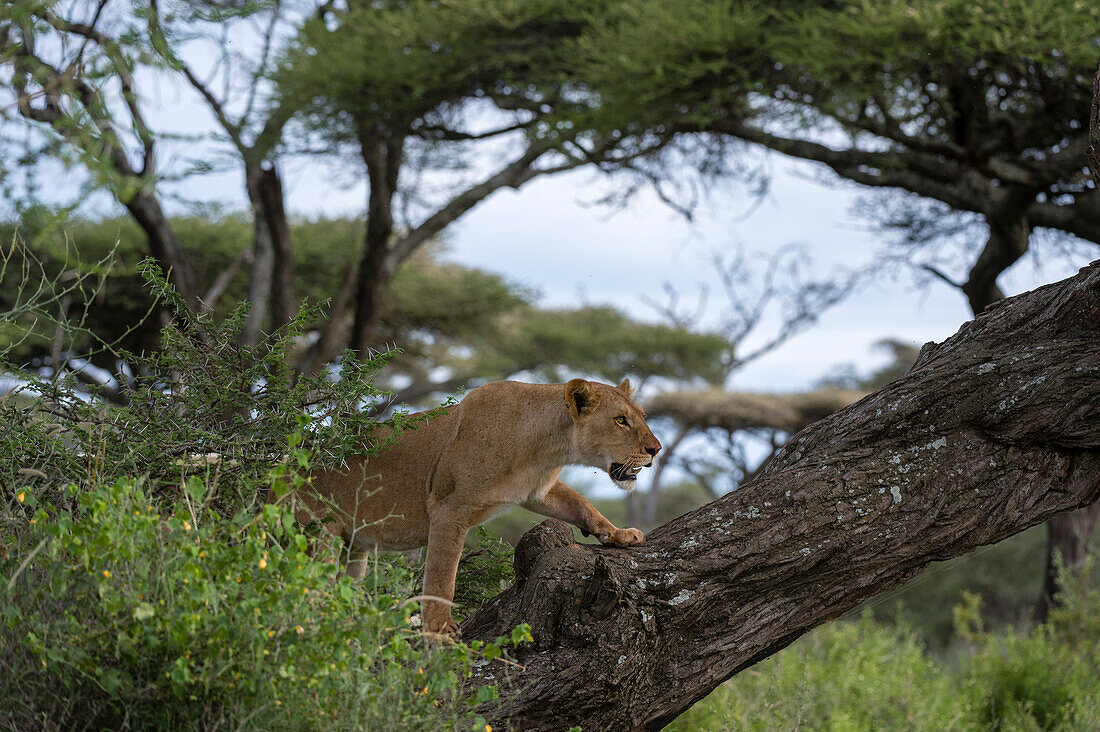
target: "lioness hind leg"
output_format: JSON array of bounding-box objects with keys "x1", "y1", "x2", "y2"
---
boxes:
[{"x1": 421, "y1": 512, "x2": 470, "y2": 637}]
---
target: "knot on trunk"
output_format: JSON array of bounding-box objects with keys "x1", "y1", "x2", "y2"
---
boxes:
[
  {"x1": 513, "y1": 519, "x2": 576, "y2": 584},
  {"x1": 581, "y1": 554, "x2": 627, "y2": 620}
]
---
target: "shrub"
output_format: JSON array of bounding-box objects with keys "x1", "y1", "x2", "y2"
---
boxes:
[
  {"x1": 669, "y1": 612, "x2": 966, "y2": 731},
  {"x1": 1, "y1": 478, "x2": 478, "y2": 731},
  {"x1": 0, "y1": 253, "x2": 526, "y2": 730}
]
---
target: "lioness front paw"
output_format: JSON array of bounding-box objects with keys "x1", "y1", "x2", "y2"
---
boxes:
[{"x1": 601, "y1": 527, "x2": 645, "y2": 547}]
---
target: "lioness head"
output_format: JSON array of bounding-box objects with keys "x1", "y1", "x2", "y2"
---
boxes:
[{"x1": 565, "y1": 378, "x2": 662, "y2": 491}]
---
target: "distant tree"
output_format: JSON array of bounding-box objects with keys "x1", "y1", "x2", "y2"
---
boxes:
[
  {"x1": 371, "y1": 256, "x2": 732, "y2": 414},
  {"x1": 1, "y1": 216, "x2": 730, "y2": 408},
  {"x1": 142, "y1": 0, "x2": 312, "y2": 344},
  {"x1": 278, "y1": 0, "x2": 664, "y2": 362},
  {"x1": 624, "y1": 243, "x2": 858, "y2": 526},
  {"x1": 0, "y1": 1, "x2": 199, "y2": 307}
]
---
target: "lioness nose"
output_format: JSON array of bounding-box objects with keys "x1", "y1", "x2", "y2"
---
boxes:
[{"x1": 645, "y1": 442, "x2": 661, "y2": 456}]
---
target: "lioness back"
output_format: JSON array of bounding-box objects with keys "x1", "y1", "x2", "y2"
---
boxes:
[{"x1": 296, "y1": 403, "x2": 460, "y2": 552}]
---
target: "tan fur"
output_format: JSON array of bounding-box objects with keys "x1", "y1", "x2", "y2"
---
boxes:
[{"x1": 278, "y1": 378, "x2": 661, "y2": 635}]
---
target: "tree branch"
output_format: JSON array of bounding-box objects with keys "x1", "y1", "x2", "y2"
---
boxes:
[
  {"x1": 705, "y1": 118, "x2": 987, "y2": 215},
  {"x1": 463, "y1": 261, "x2": 1100, "y2": 730},
  {"x1": 383, "y1": 142, "x2": 551, "y2": 273}
]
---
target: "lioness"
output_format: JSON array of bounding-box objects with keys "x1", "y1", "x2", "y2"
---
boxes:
[{"x1": 283, "y1": 378, "x2": 661, "y2": 635}]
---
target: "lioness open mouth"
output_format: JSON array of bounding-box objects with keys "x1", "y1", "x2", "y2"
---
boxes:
[{"x1": 609, "y1": 462, "x2": 643, "y2": 482}]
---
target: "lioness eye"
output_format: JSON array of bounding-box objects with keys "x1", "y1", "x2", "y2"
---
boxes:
[{"x1": 615, "y1": 415, "x2": 629, "y2": 426}]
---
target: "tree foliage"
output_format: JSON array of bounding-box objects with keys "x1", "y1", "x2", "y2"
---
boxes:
[
  {"x1": 1, "y1": 216, "x2": 729, "y2": 406},
  {"x1": 572, "y1": 0, "x2": 1100, "y2": 303}
]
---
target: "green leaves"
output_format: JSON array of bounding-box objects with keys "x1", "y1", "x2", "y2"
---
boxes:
[
  {"x1": 133, "y1": 602, "x2": 156, "y2": 621},
  {"x1": 3, "y1": 478, "x2": 485, "y2": 729}
]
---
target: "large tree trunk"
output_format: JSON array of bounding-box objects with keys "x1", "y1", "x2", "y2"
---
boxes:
[
  {"x1": 462, "y1": 261, "x2": 1100, "y2": 730},
  {"x1": 955, "y1": 186, "x2": 1098, "y2": 622},
  {"x1": 123, "y1": 191, "x2": 199, "y2": 312},
  {"x1": 961, "y1": 190, "x2": 1032, "y2": 314},
  {"x1": 351, "y1": 134, "x2": 404, "y2": 355},
  {"x1": 240, "y1": 164, "x2": 296, "y2": 346}
]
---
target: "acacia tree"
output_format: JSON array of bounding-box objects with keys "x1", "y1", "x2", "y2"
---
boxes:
[
  {"x1": 462, "y1": 259, "x2": 1100, "y2": 731},
  {"x1": 0, "y1": 1, "x2": 199, "y2": 309},
  {"x1": 143, "y1": 0, "x2": 310, "y2": 344},
  {"x1": 279, "y1": 0, "x2": 665, "y2": 360},
  {"x1": 624, "y1": 244, "x2": 859, "y2": 527},
  {"x1": 0, "y1": 0, "x2": 308, "y2": 343},
  {"x1": 359, "y1": 246, "x2": 732, "y2": 413},
  {"x1": 572, "y1": 0, "x2": 1100, "y2": 619}
]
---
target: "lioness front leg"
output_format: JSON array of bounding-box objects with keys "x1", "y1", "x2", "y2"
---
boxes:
[
  {"x1": 523, "y1": 480, "x2": 645, "y2": 547},
  {"x1": 421, "y1": 511, "x2": 470, "y2": 637}
]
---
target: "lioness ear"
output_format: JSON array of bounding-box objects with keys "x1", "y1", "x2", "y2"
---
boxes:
[
  {"x1": 565, "y1": 379, "x2": 600, "y2": 418},
  {"x1": 616, "y1": 378, "x2": 635, "y2": 398}
]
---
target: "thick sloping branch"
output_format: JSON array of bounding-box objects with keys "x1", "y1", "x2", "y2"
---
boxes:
[{"x1": 463, "y1": 261, "x2": 1100, "y2": 731}]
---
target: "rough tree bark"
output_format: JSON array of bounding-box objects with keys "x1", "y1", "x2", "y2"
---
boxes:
[
  {"x1": 462, "y1": 261, "x2": 1100, "y2": 731},
  {"x1": 1029, "y1": 63, "x2": 1100, "y2": 619}
]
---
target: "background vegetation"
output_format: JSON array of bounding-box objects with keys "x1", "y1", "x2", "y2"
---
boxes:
[{"x1": 3, "y1": 0, "x2": 1100, "y2": 728}]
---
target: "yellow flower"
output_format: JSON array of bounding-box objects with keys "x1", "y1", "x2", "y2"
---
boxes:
[
  {"x1": 258, "y1": 556, "x2": 267, "y2": 570},
  {"x1": 182, "y1": 520, "x2": 192, "y2": 532},
  {"x1": 486, "y1": 726, "x2": 492, "y2": 732},
  {"x1": 268, "y1": 630, "x2": 275, "y2": 638},
  {"x1": 295, "y1": 626, "x2": 304, "y2": 635},
  {"x1": 102, "y1": 570, "x2": 110, "y2": 578},
  {"x1": 16, "y1": 492, "x2": 25, "y2": 503},
  {"x1": 417, "y1": 667, "x2": 423, "y2": 675},
  {"x1": 422, "y1": 686, "x2": 429, "y2": 694}
]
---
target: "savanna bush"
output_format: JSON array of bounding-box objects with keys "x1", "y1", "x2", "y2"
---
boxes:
[
  {"x1": 676, "y1": 580, "x2": 1100, "y2": 732},
  {"x1": 670, "y1": 612, "x2": 965, "y2": 732},
  {"x1": 1, "y1": 478, "x2": 481, "y2": 731},
  {"x1": 0, "y1": 254, "x2": 523, "y2": 731}
]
